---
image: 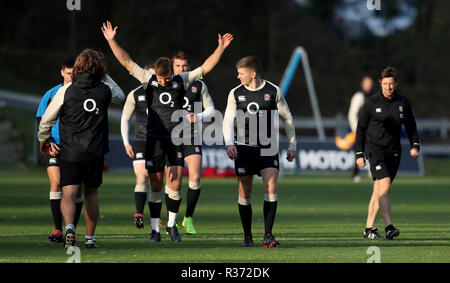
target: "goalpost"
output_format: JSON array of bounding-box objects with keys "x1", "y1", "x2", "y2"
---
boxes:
[{"x1": 279, "y1": 46, "x2": 325, "y2": 141}]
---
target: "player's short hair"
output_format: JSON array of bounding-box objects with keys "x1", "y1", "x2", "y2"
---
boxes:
[
  {"x1": 72, "y1": 49, "x2": 106, "y2": 78},
  {"x1": 380, "y1": 66, "x2": 397, "y2": 82},
  {"x1": 144, "y1": 62, "x2": 155, "y2": 71},
  {"x1": 172, "y1": 51, "x2": 190, "y2": 64},
  {"x1": 236, "y1": 56, "x2": 260, "y2": 74},
  {"x1": 61, "y1": 58, "x2": 75, "y2": 69},
  {"x1": 154, "y1": 57, "x2": 172, "y2": 77}
]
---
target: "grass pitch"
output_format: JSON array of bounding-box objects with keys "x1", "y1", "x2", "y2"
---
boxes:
[{"x1": 0, "y1": 169, "x2": 449, "y2": 263}]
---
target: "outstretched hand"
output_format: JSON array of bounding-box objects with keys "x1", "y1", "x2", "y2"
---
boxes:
[
  {"x1": 218, "y1": 33, "x2": 234, "y2": 50},
  {"x1": 101, "y1": 20, "x2": 118, "y2": 41}
]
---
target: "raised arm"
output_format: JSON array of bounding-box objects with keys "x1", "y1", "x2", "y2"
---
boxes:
[
  {"x1": 101, "y1": 21, "x2": 136, "y2": 73},
  {"x1": 201, "y1": 33, "x2": 234, "y2": 76}
]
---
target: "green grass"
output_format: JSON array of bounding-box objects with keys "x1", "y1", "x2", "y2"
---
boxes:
[{"x1": 0, "y1": 170, "x2": 449, "y2": 263}]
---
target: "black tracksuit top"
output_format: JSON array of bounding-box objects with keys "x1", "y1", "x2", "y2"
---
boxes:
[{"x1": 355, "y1": 91, "x2": 420, "y2": 158}]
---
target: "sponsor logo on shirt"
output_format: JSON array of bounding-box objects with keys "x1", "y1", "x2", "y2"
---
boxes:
[
  {"x1": 376, "y1": 108, "x2": 382, "y2": 113},
  {"x1": 151, "y1": 81, "x2": 158, "y2": 87},
  {"x1": 49, "y1": 158, "x2": 57, "y2": 164},
  {"x1": 136, "y1": 152, "x2": 144, "y2": 159},
  {"x1": 137, "y1": 95, "x2": 146, "y2": 102},
  {"x1": 375, "y1": 165, "x2": 382, "y2": 171},
  {"x1": 238, "y1": 96, "x2": 246, "y2": 102},
  {"x1": 238, "y1": 168, "x2": 246, "y2": 174}
]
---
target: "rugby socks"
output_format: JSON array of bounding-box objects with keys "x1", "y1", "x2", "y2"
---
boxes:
[
  {"x1": 263, "y1": 194, "x2": 278, "y2": 235},
  {"x1": 134, "y1": 185, "x2": 147, "y2": 215},
  {"x1": 49, "y1": 192, "x2": 63, "y2": 231},
  {"x1": 165, "y1": 186, "x2": 182, "y2": 227},
  {"x1": 73, "y1": 196, "x2": 84, "y2": 228},
  {"x1": 148, "y1": 190, "x2": 162, "y2": 232},
  {"x1": 238, "y1": 197, "x2": 252, "y2": 238},
  {"x1": 185, "y1": 181, "x2": 201, "y2": 218}
]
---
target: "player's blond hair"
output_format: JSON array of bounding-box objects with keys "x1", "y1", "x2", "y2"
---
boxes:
[{"x1": 236, "y1": 56, "x2": 261, "y2": 74}]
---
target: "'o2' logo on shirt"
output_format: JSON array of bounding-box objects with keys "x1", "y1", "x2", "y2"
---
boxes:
[
  {"x1": 83, "y1": 99, "x2": 99, "y2": 114},
  {"x1": 247, "y1": 102, "x2": 260, "y2": 115},
  {"x1": 183, "y1": 97, "x2": 191, "y2": 111},
  {"x1": 159, "y1": 92, "x2": 174, "y2": 107}
]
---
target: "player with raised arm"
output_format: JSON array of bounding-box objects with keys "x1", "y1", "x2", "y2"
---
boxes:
[
  {"x1": 171, "y1": 51, "x2": 216, "y2": 235},
  {"x1": 120, "y1": 64, "x2": 158, "y2": 230},
  {"x1": 38, "y1": 49, "x2": 125, "y2": 249},
  {"x1": 223, "y1": 56, "x2": 297, "y2": 247},
  {"x1": 355, "y1": 67, "x2": 420, "y2": 240},
  {"x1": 101, "y1": 21, "x2": 232, "y2": 242}
]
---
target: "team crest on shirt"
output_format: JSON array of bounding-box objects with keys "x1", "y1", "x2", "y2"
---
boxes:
[
  {"x1": 399, "y1": 106, "x2": 403, "y2": 112},
  {"x1": 191, "y1": 86, "x2": 198, "y2": 93},
  {"x1": 172, "y1": 81, "x2": 179, "y2": 89},
  {"x1": 177, "y1": 152, "x2": 182, "y2": 158},
  {"x1": 195, "y1": 147, "x2": 200, "y2": 152},
  {"x1": 264, "y1": 93, "x2": 271, "y2": 101},
  {"x1": 238, "y1": 95, "x2": 246, "y2": 102},
  {"x1": 274, "y1": 160, "x2": 278, "y2": 166},
  {"x1": 137, "y1": 95, "x2": 145, "y2": 102}
]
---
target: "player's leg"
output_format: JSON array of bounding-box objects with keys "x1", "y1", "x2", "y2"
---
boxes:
[
  {"x1": 47, "y1": 160, "x2": 63, "y2": 243},
  {"x1": 133, "y1": 160, "x2": 148, "y2": 229},
  {"x1": 83, "y1": 185, "x2": 99, "y2": 248},
  {"x1": 183, "y1": 148, "x2": 202, "y2": 235},
  {"x1": 146, "y1": 138, "x2": 166, "y2": 241},
  {"x1": 260, "y1": 167, "x2": 279, "y2": 247},
  {"x1": 148, "y1": 171, "x2": 163, "y2": 242},
  {"x1": 364, "y1": 180, "x2": 383, "y2": 239},
  {"x1": 383, "y1": 152, "x2": 401, "y2": 239},
  {"x1": 60, "y1": 184, "x2": 79, "y2": 248},
  {"x1": 73, "y1": 183, "x2": 84, "y2": 229},
  {"x1": 81, "y1": 157, "x2": 104, "y2": 248},
  {"x1": 366, "y1": 180, "x2": 380, "y2": 228},
  {"x1": 165, "y1": 165, "x2": 183, "y2": 242},
  {"x1": 238, "y1": 175, "x2": 253, "y2": 247},
  {"x1": 132, "y1": 140, "x2": 148, "y2": 228}
]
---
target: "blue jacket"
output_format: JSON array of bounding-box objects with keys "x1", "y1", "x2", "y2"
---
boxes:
[{"x1": 36, "y1": 84, "x2": 62, "y2": 145}]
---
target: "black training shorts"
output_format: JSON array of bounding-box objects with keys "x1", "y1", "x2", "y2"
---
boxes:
[
  {"x1": 183, "y1": 144, "x2": 202, "y2": 158},
  {"x1": 368, "y1": 148, "x2": 401, "y2": 182},
  {"x1": 132, "y1": 140, "x2": 147, "y2": 162},
  {"x1": 234, "y1": 145, "x2": 279, "y2": 177},
  {"x1": 145, "y1": 137, "x2": 184, "y2": 173},
  {"x1": 60, "y1": 156, "x2": 104, "y2": 188}
]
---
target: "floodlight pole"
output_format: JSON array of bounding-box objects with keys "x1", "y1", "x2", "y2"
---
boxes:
[{"x1": 279, "y1": 47, "x2": 325, "y2": 141}]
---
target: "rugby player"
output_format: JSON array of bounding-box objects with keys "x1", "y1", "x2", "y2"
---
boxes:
[
  {"x1": 223, "y1": 56, "x2": 297, "y2": 247},
  {"x1": 355, "y1": 66, "x2": 420, "y2": 240},
  {"x1": 347, "y1": 75, "x2": 373, "y2": 182},
  {"x1": 120, "y1": 64, "x2": 157, "y2": 230},
  {"x1": 38, "y1": 49, "x2": 125, "y2": 249},
  {"x1": 171, "y1": 51, "x2": 216, "y2": 235},
  {"x1": 36, "y1": 58, "x2": 84, "y2": 243},
  {"x1": 101, "y1": 20, "x2": 232, "y2": 242}
]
